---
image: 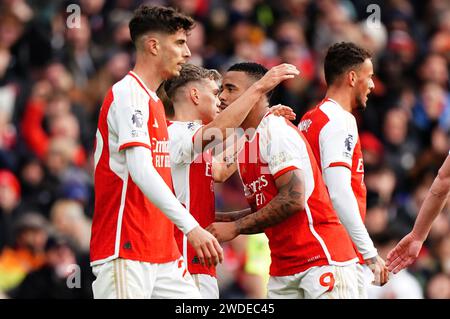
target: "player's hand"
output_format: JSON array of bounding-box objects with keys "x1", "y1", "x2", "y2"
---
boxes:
[
  {"x1": 386, "y1": 232, "x2": 423, "y2": 274},
  {"x1": 255, "y1": 63, "x2": 300, "y2": 93},
  {"x1": 206, "y1": 222, "x2": 239, "y2": 243},
  {"x1": 365, "y1": 255, "x2": 389, "y2": 286},
  {"x1": 270, "y1": 104, "x2": 296, "y2": 121},
  {"x1": 186, "y1": 226, "x2": 224, "y2": 267}
]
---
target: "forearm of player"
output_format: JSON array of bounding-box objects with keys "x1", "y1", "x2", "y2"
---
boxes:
[
  {"x1": 323, "y1": 166, "x2": 378, "y2": 260},
  {"x1": 215, "y1": 208, "x2": 253, "y2": 222},
  {"x1": 411, "y1": 157, "x2": 450, "y2": 241},
  {"x1": 235, "y1": 170, "x2": 304, "y2": 234},
  {"x1": 197, "y1": 85, "x2": 262, "y2": 152},
  {"x1": 125, "y1": 146, "x2": 199, "y2": 234}
]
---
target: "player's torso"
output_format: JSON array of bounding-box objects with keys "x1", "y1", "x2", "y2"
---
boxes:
[
  {"x1": 90, "y1": 73, "x2": 179, "y2": 265},
  {"x1": 168, "y1": 122, "x2": 216, "y2": 276},
  {"x1": 237, "y1": 116, "x2": 356, "y2": 276},
  {"x1": 300, "y1": 100, "x2": 367, "y2": 220}
]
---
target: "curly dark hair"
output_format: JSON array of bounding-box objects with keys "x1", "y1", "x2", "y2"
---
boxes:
[
  {"x1": 324, "y1": 42, "x2": 372, "y2": 85},
  {"x1": 129, "y1": 5, "x2": 195, "y2": 45}
]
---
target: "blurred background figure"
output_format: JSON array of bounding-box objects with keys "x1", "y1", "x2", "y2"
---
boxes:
[
  {"x1": 7, "y1": 234, "x2": 94, "y2": 299},
  {"x1": 0, "y1": 213, "x2": 48, "y2": 293}
]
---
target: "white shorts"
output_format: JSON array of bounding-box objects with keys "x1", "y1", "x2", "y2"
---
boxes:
[
  {"x1": 357, "y1": 263, "x2": 375, "y2": 299},
  {"x1": 267, "y1": 263, "x2": 359, "y2": 299},
  {"x1": 192, "y1": 274, "x2": 219, "y2": 299},
  {"x1": 91, "y1": 257, "x2": 201, "y2": 299}
]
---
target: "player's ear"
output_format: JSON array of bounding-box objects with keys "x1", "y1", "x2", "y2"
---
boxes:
[
  {"x1": 143, "y1": 35, "x2": 159, "y2": 56},
  {"x1": 348, "y1": 70, "x2": 357, "y2": 87},
  {"x1": 190, "y1": 87, "x2": 200, "y2": 105}
]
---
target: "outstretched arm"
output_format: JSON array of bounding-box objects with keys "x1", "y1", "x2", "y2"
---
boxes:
[
  {"x1": 207, "y1": 169, "x2": 305, "y2": 242},
  {"x1": 387, "y1": 154, "x2": 450, "y2": 273}
]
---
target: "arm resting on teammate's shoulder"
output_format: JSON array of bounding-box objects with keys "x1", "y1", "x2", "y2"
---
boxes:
[{"x1": 125, "y1": 146, "x2": 199, "y2": 234}]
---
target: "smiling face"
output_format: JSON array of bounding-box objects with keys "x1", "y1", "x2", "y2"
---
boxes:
[
  {"x1": 353, "y1": 58, "x2": 375, "y2": 110},
  {"x1": 158, "y1": 29, "x2": 191, "y2": 79}
]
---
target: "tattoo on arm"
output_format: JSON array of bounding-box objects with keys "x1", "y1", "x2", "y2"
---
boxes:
[
  {"x1": 235, "y1": 170, "x2": 305, "y2": 234},
  {"x1": 215, "y1": 208, "x2": 253, "y2": 222}
]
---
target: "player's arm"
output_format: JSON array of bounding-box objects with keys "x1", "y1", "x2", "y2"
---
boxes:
[
  {"x1": 194, "y1": 64, "x2": 299, "y2": 152},
  {"x1": 386, "y1": 154, "x2": 450, "y2": 273},
  {"x1": 215, "y1": 208, "x2": 254, "y2": 222},
  {"x1": 236, "y1": 169, "x2": 304, "y2": 234},
  {"x1": 207, "y1": 169, "x2": 304, "y2": 242},
  {"x1": 211, "y1": 105, "x2": 296, "y2": 183},
  {"x1": 409, "y1": 154, "x2": 450, "y2": 241},
  {"x1": 115, "y1": 85, "x2": 222, "y2": 266},
  {"x1": 125, "y1": 146, "x2": 223, "y2": 266},
  {"x1": 320, "y1": 123, "x2": 388, "y2": 285},
  {"x1": 323, "y1": 166, "x2": 378, "y2": 260},
  {"x1": 211, "y1": 132, "x2": 244, "y2": 182},
  {"x1": 323, "y1": 166, "x2": 388, "y2": 285}
]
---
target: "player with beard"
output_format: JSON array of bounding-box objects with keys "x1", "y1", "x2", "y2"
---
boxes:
[
  {"x1": 162, "y1": 63, "x2": 298, "y2": 298},
  {"x1": 298, "y1": 42, "x2": 389, "y2": 297}
]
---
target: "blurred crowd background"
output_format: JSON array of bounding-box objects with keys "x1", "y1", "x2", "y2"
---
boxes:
[{"x1": 0, "y1": 0, "x2": 449, "y2": 299}]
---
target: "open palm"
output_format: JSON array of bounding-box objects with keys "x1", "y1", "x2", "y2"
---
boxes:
[{"x1": 386, "y1": 233, "x2": 423, "y2": 274}]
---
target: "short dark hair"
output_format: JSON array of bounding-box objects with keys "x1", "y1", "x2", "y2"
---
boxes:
[
  {"x1": 227, "y1": 62, "x2": 268, "y2": 80},
  {"x1": 324, "y1": 42, "x2": 372, "y2": 85},
  {"x1": 227, "y1": 62, "x2": 272, "y2": 98},
  {"x1": 129, "y1": 5, "x2": 195, "y2": 45}
]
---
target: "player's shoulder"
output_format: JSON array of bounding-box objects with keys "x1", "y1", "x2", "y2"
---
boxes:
[
  {"x1": 112, "y1": 72, "x2": 152, "y2": 103},
  {"x1": 319, "y1": 99, "x2": 350, "y2": 124},
  {"x1": 260, "y1": 113, "x2": 300, "y2": 141},
  {"x1": 261, "y1": 113, "x2": 291, "y2": 131},
  {"x1": 168, "y1": 120, "x2": 202, "y2": 138}
]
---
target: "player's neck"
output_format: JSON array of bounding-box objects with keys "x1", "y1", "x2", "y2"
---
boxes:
[
  {"x1": 325, "y1": 86, "x2": 353, "y2": 113},
  {"x1": 241, "y1": 103, "x2": 269, "y2": 132},
  {"x1": 132, "y1": 55, "x2": 163, "y2": 92},
  {"x1": 172, "y1": 103, "x2": 199, "y2": 122}
]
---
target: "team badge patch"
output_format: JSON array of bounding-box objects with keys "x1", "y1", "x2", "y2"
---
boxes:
[
  {"x1": 343, "y1": 134, "x2": 354, "y2": 158},
  {"x1": 132, "y1": 110, "x2": 144, "y2": 128},
  {"x1": 187, "y1": 122, "x2": 196, "y2": 131}
]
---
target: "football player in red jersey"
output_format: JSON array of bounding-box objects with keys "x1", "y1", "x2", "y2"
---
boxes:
[
  {"x1": 163, "y1": 63, "x2": 297, "y2": 298},
  {"x1": 90, "y1": 5, "x2": 223, "y2": 299},
  {"x1": 298, "y1": 42, "x2": 389, "y2": 297},
  {"x1": 207, "y1": 62, "x2": 360, "y2": 299}
]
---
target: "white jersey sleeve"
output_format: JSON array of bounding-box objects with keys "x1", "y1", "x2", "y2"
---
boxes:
[
  {"x1": 168, "y1": 121, "x2": 203, "y2": 165},
  {"x1": 113, "y1": 81, "x2": 152, "y2": 151},
  {"x1": 319, "y1": 114, "x2": 358, "y2": 170},
  {"x1": 259, "y1": 115, "x2": 304, "y2": 178}
]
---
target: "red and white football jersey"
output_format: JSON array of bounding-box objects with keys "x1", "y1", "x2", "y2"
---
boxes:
[
  {"x1": 237, "y1": 113, "x2": 357, "y2": 277},
  {"x1": 90, "y1": 71, "x2": 180, "y2": 266},
  {"x1": 299, "y1": 98, "x2": 367, "y2": 262},
  {"x1": 167, "y1": 121, "x2": 216, "y2": 277}
]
